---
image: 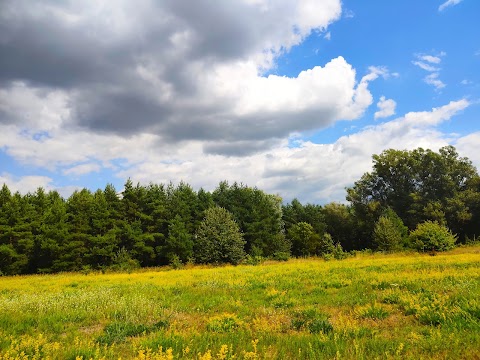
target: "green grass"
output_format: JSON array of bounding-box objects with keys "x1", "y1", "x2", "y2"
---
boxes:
[{"x1": 0, "y1": 246, "x2": 479, "y2": 359}]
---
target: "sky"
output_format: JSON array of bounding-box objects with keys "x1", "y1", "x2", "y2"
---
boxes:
[{"x1": 0, "y1": 0, "x2": 479, "y2": 204}]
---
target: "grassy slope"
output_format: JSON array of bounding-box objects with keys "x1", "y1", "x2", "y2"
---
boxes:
[{"x1": 0, "y1": 246, "x2": 479, "y2": 359}]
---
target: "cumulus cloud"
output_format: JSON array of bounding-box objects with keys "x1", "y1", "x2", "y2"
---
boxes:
[
  {"x1": 0, "y1": 0, "x2": 370, "y2": 157},
  {"x1": 455, "y1": 132, "x2": 480, "y2": 167},
  {"x1": 374, "y1": 96, "x2": 396, "y2": 119},
  {"x1": 439, "y1": 0, "x2": 463, "y2": 12},
  {"x1": 108, "y1": 101, "x2": 476, "y2": 203},
  {"x1": 63, "y1": 163, "x2": 101, "y2": 177},
  {"x1": 1, "y1": 1, "x2": 475, "y2": 204},
  {"x1": 0, "y1": 98, "x2": 472, "y2": 203},
  {"x1": 0, "y1": 173, "x2": 54, "y2": 194}
]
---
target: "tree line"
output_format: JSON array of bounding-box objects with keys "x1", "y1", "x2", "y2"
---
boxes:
[{"x1": 1, "y1": 146, "x2": 479, "y2": 275}]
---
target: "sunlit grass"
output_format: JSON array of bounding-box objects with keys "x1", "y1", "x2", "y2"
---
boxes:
[{"x1": 1, "y1": 246, "x2": 479, "y2": 359}]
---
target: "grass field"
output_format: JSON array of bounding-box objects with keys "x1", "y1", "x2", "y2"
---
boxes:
[{"x1": 1, "y1": 246, "x2": 479, "y2": 359}]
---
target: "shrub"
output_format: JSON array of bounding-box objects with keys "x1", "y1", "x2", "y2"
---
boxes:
[
  {"x1": 169, "y1": 254, "x2": 183, "y2": 270},
  {"x1": 408, "y1": 221, "x2": 457, "y2": 252},
  {"x1": 291, "y1": 309, "x2": 333, "y2": 334},
  {"x1": 272, "y1": 251, "x2": 290, "y2": 261},
  {"x1": 109, "y1": 247, "x2": 140, "y2": 272},
  {"x1": 356, "y1": 303, "x2": 390, "y2": 320},
  {"x1": 207, "y1": 313, "x2": 242, "y2": 332},
  {"x1": 332, "y1": 243, "x2": 347, "y2": 260},
  {"x1": 244, "y1": 254, "x2": 264, "y2": 265}
]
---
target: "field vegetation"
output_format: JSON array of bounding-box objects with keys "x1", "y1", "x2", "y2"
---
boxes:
[{"x1": 1, "y1": 245, "x2": 479, "y2": 359}]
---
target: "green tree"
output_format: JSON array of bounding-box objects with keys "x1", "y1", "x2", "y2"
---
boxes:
[
  {"x1": 373, "y1": 208, "x2": 408, "y2": 252},
  {"x1": 283, "y1": 199, "x2": 326, "y2": 240},
  {"x1": 373, "y1": 217, "x2": 402, "y2": 252},
  {"x1": 58, "y1": 189, "x2": 93, "y2": 271},
  {"x1": 194, "y1": 207, "x2": 245, "y2": 265},
  {"x1": 33, "y1": 191, "x2": 68, "y2": 273},
  {"x1": 213, "y1": 181, "x2": 288, "y2": 257},
  {"x1": 288, "y1": 222, "x2": 321, "y2": 257},
  {"x1": 322, "y1": 202, "x2": 357, "y2": 250},
  {"x1": 347, "y1": 146, "x2": 480, "y2": 242},
  {"x1": 318, "y1": 233, "x2": 335, "y2": 256},
  {"x1": 164, "y1": 215, "x2": 193, "y2": 263},
  {"x1": 408, "y1": 221, "x2": 457, "y2": 252}
]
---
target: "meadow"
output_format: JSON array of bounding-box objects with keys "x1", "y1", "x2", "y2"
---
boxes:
[{"x1": 1, "y1": 246, "x2": 479, "y2": 360}]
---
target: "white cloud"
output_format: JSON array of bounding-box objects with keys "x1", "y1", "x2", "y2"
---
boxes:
[
  {"x1": 0, "y1": 99, "x2": 471, "y2": 203},
  {"x1": 1, "y1": 56, "x2": 388, "y2": 161},
  {"x1": 343, "y1": 9, "x2": 355, "y2": 18},
  {"x1": 115, "y1": 100, "x2": 470, "y2": 204},
  {"x1": 439, "y1": 0, "x2": 463, "y2": 12},
  {"x1": 63, "y1": 163, "x2": 101, "y2": 177},
  {"x1": 419, "y1": 55, "x2": 442, "y2": 64},
  {"x1": 412, "y1": 61, "x2": 439, "y2": 72},
  {"x1": 413, "y1": 53, "x2": 446, "y2": 90},
  {"x1": 374, "y1": 96, "x2": 396, "y2": 119},
  {"x1": 0, "y1": 173, "x2": 53, "y2": 193},
  {"x1": 455, "y1": 132, "x2": 480, "y2": 167},
  {"x1": 324, "y1": 31, "x2": 331, "y2": 40},
  {"x1": 0, "y1": 1, "x2": 393, "y2": 158},
  {"x1": 424, "y1": 73, "x2": 446, "y2": 90},
  {"x1": 460, "y1": 79, "x2": 472, "y2": 85}
]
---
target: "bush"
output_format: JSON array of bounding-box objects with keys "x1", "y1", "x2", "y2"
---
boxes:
[
  {"x1": 272, "y1": 251, "x2": 290, "y2": 261},
  {"x1": 109, "y1": 247, "x2": 140, "y2": 273},
  {"x1": 408, "y1": 221, "x2": 457, "y2": 252},
  {"x1": 244, "y1": 254, "x2": 264, "y2": 265},
  {"x1": 291, "y1": 309, "x2": 333, "y2": 334},
  {"x1": 169, "y1": 254, "x2": 183, "y2": 270},
  {"x1": 332, "y1": 243, "x2": 347, "y2": 260}
]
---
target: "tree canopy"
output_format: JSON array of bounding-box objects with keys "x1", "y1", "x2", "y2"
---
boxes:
[
  {"x1": 0, "y1": 146, "x2": 479, "y2": 275},
  {"x1": 347, "y1": 146, "x2": 480, "y2": 244}
]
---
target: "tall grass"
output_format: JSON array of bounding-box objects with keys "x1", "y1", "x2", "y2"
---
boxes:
[{"x1": 1, "y1": 246, "x2": 479, "y2": 359}]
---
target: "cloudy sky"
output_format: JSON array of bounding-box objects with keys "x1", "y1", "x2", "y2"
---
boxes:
[{"x1": 1, "y1": 0, "x2": 479, "y2": 203}]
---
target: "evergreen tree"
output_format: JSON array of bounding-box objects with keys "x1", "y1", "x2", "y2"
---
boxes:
[
  {"x1": 373, "y1": 216, "x2": 403, "y2": 252},
  {"x1": 195, "y1": 207, "x2": 245, "y2": 265},
  {"x1": 164, "y1": 215, "x2": 193, "y2": 263},
  {"x1": 213, "y1": 181, "x2": 288, "y2": 257}
]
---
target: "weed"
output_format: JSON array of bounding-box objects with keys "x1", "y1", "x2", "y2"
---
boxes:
[
  {"x1": 356, "y1": 303, "x2": 390, "y2": 320},
  {"x1": 207, "y1": 313, "x2": 242, "y2": 333}
]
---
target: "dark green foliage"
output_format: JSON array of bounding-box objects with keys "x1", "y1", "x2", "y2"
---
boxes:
[
  {"x1": 109, "y1": 247, "x2": 140, "y2": 272},
  {"x1": 318, "y1": 233, "x2": 335, "y2": 255},
  {"x1": 272, "y1": 251, "x2": 290, "y2": 261},
  {"x1": 291, "y1": 309, "x2": 333, "y2": 334},
  {"x1": 347, "y1": 146, "x2": 480, "y2": 245},
  {"x1": 373, "y1": 209, "x2": 407, "y2": 252},
  {"x1": 164, "y1": 215, "x2": 193, "y2": 263},
  {"x1": 332, "y1": 242, "x2": 347, "y2": 260},
  {"x1": 408, "y1": 221, "x2": 457, "y2": 252},
  {"x1": 288, "y1": 222, "x2": 321, "y2": 257},
  {"x1": 213, "y1": 181, "x2": 288, "y2": 257},
  {"x1": 322, "y1": 202, "x2": 358, "y2": 250},
  {"x1": 194, "y1": 207, "x2": 246, "y2": 265},
  {"x1": 0, "y1": 145, "x2": 478, "y2": 275},
  {"x1": 97, "y1": 320, "x2": 169, "y2": 345}
]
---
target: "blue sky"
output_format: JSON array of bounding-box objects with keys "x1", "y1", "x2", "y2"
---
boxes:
[{"x1": 0, "y1": 0, "x2": 479, "y2": 203}]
